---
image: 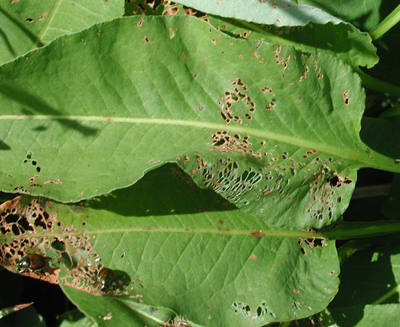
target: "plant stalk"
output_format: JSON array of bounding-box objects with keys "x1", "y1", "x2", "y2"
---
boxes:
[
  {"x1": 372, "y1": 284, "x2": 400, "y2": 304},
  {"x1": 370, "y1": 4, "x2": 400, "y2": 40},
  {"x1": 357, "y1": 69, "x2": 400, "y2": 99}
]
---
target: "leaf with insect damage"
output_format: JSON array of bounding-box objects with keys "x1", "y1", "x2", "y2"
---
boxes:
[
  {"x1": 177, "y1": 0, "x2": 378, "y2": 68},
  {"x1": 0, "y1": 16, "x2": 398, "y2": 231},
  {"x1": 0, "y1": 165, "x2": 340, "y2": 326}
]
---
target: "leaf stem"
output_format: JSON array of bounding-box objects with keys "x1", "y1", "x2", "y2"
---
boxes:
[
  {"x1": 317, "y1": 222, "x2": 400, "y2": 240},
  {"x1": 230, "y1": 19, "x2": 295, "y2": 47},
  {"x1": 369, "y1": 4, "x2": 400, "y2": 40},
  {"x1": 351, "y1": 184, "x2": 391, "y2": 199},
  {"x1": 357, "y1": 69, "x2": 400, "y2": 98},
  {"x1": 372, "y1": 284, "x2": 400, "y2": 304}
]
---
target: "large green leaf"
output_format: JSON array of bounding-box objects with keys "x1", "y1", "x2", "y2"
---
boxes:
[
  {"x1": 0, "y1": 16, "x2": 398, "y2": 230},
  {"x1": 178, "y1": 0, "x2": 378, "y2": 68},
  {"x1": 178, "y1": 0, "x2": 343, "y2": 26},
  {"x1": 0, "y1": 165, "x2": 340, "y2": 326},
  {"x1": 203, "y1": 15, "x2": 378, "y2": 69},
  {"x1": 0, "y1": 0, "x2": 123, "y2": 64},
  {"x1": 297, "y1": 0, "x2": 382, "y2": 31}
]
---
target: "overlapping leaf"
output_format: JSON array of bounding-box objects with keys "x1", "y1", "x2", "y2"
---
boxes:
[
  {"x1": 0, "y1": 0, "x2": 123, "y2": 64},
  {"x1": 178, "y1": 0, "x2": 378, "y2": 68},
  {"x1": 0, "y1": 165, "x2": 339, "y2": 326},
  {"x1": 0, "y1": 16, "x2": 398, "y2": 230}
]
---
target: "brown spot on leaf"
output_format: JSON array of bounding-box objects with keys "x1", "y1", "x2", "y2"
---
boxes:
[{"x1": 250, "y1": 231, "x2": 266, "y2": 238}]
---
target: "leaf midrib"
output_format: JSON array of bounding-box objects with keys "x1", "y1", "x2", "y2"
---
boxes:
[
  {"x1": 1, "y1": 114, "x2": 398, "y2": 172},
  {"x1": 31, "y1": 0, "x2": 63, "y2": 49},
  {"x1": 0, "y1": 226, "x2": 320, "y2": 240}
]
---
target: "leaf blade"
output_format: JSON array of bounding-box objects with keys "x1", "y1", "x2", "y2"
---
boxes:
[{"x1": 0, "y1": 16, "x2": 397, "y2": 229}]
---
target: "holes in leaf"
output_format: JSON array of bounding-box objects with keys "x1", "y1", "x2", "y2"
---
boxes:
[
  {"x1": 298, "y1": 237, "x2": 325, "y2": 256},
  {"x1": 260, "y1": 86, "x2": 275, "y2": 96},
  {"x1": 51, "y1": 239, "x2": 66, "y2": 251},
  {"x1": 327, "y1": 174, "x2": 352, "y2": 188},
  {"x1": 303, "y1": 149, "x2": 318, "y2": 159},
  {"x1": 232, "y1": 302, "x2": 251, "y2": 316},
  {"x1": 137, "y1": 17, "x2": 144, "y2": 27},
  {"x1": 232, "y1": 301, "x2": 275, "y2": 319},
  {"x1": 143, "y1": 36, "x2": 151, "y2": 43},
  {"x1": 273, "y1": 45, "x2": 290, "y2": 70},
  {"x1": 220, "y1": 78, "x2": 255, "y2": 125},
  {"x1": 192, "y1": 157, "x2": 262, "y2": 203},
  {"x1": 211, "y1": 131, "x2": 254, "y2": 155},
  {"x1": 343, "y1": 89, "x2": 350, "y2": 105},
  {"x1": 161, "y1": 316, "x2": 192, "y2": 327},
  {"x1": 305, "y1": 161, "x2": 352, "y2": 223},
  {"x1": 299, "y1": 55, "x2": 310, "y2": 81},
  {"x1": 265, "y1": 101, "x2": 276, "y2": 111},
  {"x1": 0, "y1": 196, "x2": 129, "y2": 295}
]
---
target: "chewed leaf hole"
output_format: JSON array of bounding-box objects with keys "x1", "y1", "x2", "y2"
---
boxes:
[
  {"x1": 0, "y1": 196, "x2": 130, "y2": 296},
  {"x1": 343, "y1": 89, "x2": 350, "y2": 105},
  {"x1": 211, "y1": 130, "x2": 255, "y2": 155},
  {"x1": 327, "y1": 175, "x2": 352, "y2": 188},
  {"x1": 220, "y1": 78, "x2": 255, "y2": 125},
  {"x1": 232, "y1": 301, "x2": 275, "y2": 319},
  {"x1": 191, "y1": 156, "x2": 262, "y2": 203},
  {"x1": 232, "y1": 302, "x2": 251, "y2": 316},
  {"x1": 162, "y1": 316, "x2": 192, "y2": 327}
]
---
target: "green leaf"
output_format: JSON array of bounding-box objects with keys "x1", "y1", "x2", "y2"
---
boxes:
[
  {"x1": 297, "y1": 0, "x2": 382, "y2": 31},
  {"x1": 205, "y1": 16, "x2": 378, "y2": 69},
  {"x1": 330, "y1": 304, "x2": 400, "y2": 327},
  {"x1": 178, "y1": 0, "x2": 378, "y2": 68},
  {"x1": 0, "y1": 165, "x2": 340, "y2": 326},
  {"x1": 58, "y1": 309, "x2": 97, "y2": 327},
  {"x1": 329, "y1": 241, "x2": 400, "y2": 325},
  {"x1": 0, "y1": 0, "x2": 123, "y2": 64},
  {"x1": 0, "y1": 16, "x2": 397, "y2": 229},
  {"x1": 178, "y1": 0, "x2": 343, "y2": 26},
  {"x1": 0, "y1": 302, "x2": 33, "y2": 319}
]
